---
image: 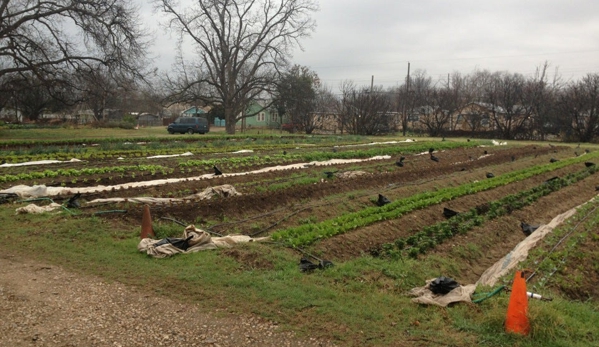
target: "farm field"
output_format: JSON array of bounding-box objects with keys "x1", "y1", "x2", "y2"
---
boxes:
[{"x1": 1, "y1": 127, "x2": 599, "y2": 347}]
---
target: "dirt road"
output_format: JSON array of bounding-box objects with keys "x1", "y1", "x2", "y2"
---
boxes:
[{"x1": 0, "y1": 256, "x2": 335, "y2": 347}]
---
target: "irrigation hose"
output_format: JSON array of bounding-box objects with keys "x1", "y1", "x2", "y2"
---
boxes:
[
  {"x1": 93, "y1": 210, "x2": 128, "y2": 215},
  {"x1": 160, "y1": 216, "x2": 187, "y2": 227},
  {"x1": 472, "y1": 285, "x2": 506, "y2": 304}
]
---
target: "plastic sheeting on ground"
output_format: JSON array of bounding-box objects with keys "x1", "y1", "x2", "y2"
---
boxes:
[
  {"x1": 476, "y1": 205, "x2": 579, "y2": 287},
  {"x1": 85, "y1": 185, "x2": 240, "y2": 206},
  {"x1": 15, "y1": 202, "x2": 62, "y2": 214},
  {"x1": 409, "y1": 278, "x2": 476, "y2": 307},
  {"x1": 0, "y1": 155, "x2": 391, "y2": 198},
  {"x1": 0, "y1": 158, "x2": 82, "y2": 168},
  {"x1": 335, "y1": 139, "x2": 416, "y2": 148},
  {"x1": 137, "y1": 225, "x2": 269, "y2": 258}
]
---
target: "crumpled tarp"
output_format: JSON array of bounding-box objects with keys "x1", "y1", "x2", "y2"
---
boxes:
[
  {"x1": 138, "y1": 225, "x2": 269, "y2": 258},
  {"x1": 409, "y1": 278, "x2": 476, "y2": 307},
  {"x1": 16, "y1": 203, "x2": 62, "y2": 214},
  {"x1": 85, "y1": 185, "x2": 240, "y2": 206}
]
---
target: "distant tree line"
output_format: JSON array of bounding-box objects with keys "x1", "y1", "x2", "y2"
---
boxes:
[{"x1": 278, "y1": 62, "x2": 599, "y2": 142}]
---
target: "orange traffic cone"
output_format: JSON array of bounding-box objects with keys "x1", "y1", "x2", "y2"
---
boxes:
[
  {"x1": 140, "y1": 204, "x2": 155, "y2": 239},
  {"x1": 505, "y1": 270, "x2": 530, "y2": 335}
]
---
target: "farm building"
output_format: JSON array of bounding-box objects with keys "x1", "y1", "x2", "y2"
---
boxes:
[{"x1": 237, "y1": 101, "x2": 278, "y2": 129}]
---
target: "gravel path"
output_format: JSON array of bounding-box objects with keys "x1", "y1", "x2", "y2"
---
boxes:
[{"x1": 0, "y1": 256, "x2": 336, "y2": 347}]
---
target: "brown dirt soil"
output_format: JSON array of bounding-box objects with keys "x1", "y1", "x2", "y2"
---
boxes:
[
  {"x1": 94, "y1": 145, "x2": 560, "y2": 229},
  {"x1": 313, "y1": 162, "x2": 591, "y2": 261}
]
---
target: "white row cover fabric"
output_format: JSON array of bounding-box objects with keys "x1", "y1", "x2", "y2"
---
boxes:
[
  {"x1": 86, "y1": 185, "x2": 240, "y2": 206},
  {"x1": 0, "y1": 158, "x2": 81, "y2": 168},
  {"x1": 146, "y1": 152, "x2": 193, "y2": 159},
  {"x1": 335, "y1": 139, "x2": 416, "y2": 148},
  {"x1": 0, "y1": 155, "x2": 391, "y2": 198}
]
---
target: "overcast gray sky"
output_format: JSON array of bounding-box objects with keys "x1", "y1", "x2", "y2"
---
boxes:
[{"x1": 141, "y1": 0, "x2": 599, "y2": 89}]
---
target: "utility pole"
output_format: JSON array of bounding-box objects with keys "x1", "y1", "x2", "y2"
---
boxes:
[
  {"x1": 370, "y1": 75, "x2": 374, "y2": 94},
  {"x1": 403, "y1": 62, "x2": 411, "y2": 136},
  {"x1": 406, "y1": 63, "x2": 411, "y2": 92}
]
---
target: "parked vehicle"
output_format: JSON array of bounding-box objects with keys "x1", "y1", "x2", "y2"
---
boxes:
[{"x1": 167, "y1": 117, "x2": 210, "y2": 134}]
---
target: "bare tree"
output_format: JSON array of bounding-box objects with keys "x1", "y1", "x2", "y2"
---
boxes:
[
  {"x1": 9, "y1": 73, "x2": 71, "y2": 121},
  {"x1": 484, "y1": 72, "x2": 532, "y2": 139},
  {"x1": 274, "y1": 65, "x2": 319, "y2": 134},
  {"x1": 523, "y1": 62, "x2": 561, "y2": 140},
  {"x1": 337, "y1": 80, "x2": 356, "y2": 134},
  {"x1": 312, "y1": 84, "x2": 339, "y2": 133},
  {"x1": 404, "y1": 70, "x2": 433, "y2": 134},
  {"x1": 461, "y1": 111, "x2": 486, "y2": 132},
  {"x1": 419, "y1": 72, "x2": 466, "y2": 136},
  {"x1": 557, "y1": 74, "x2": 599, "y2": 142},
  {"x1": 341, "y1": 84, "x2": 393, "y2": 135},
  {"x1": 0, "y1": 0, "x2": 148, "y2": 86},
  {"x1": 158, "y1": 0, "x2": 318, "y2": 134},
  {"x1": 419, "y1": 91, "x2": 451, "y2": 137},
  {"x1": 74, "y1": 66, "x2": 120, "y2": 121}
]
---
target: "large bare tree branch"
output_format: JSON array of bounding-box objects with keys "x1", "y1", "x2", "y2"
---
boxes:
[
  {"x1": 158, "y1": 0, "x2": 317, "y2": 134},
  {"x1": 0, "y1": 0, "x2": 149, "y2": 85}
]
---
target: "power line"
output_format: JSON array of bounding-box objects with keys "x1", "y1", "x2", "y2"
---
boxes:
[{"x1": 306, "y1": 49, "x2": 599, "y2": 70}]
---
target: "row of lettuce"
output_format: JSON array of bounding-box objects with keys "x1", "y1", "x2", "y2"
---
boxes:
[{"x1": 271, "y1": 152, "x2": 599, "y2": 247}]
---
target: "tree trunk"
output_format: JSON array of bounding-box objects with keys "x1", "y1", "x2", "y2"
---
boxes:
[{"x1": 225, "y1": 107, "x2": 236, "y2": 134}]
